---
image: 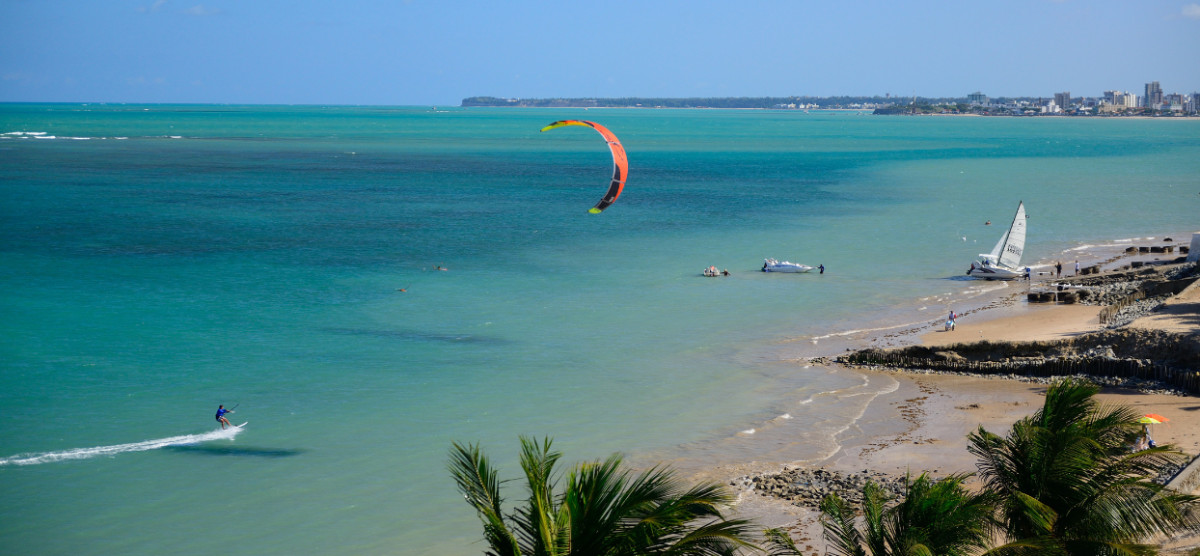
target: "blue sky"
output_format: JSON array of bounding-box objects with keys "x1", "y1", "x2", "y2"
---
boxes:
[{"x1": 2, "y1": 0, "x2": 1198, "y2": 105}]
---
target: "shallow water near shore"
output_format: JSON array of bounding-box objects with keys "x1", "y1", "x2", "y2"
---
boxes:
[{"x1": 1, "y1": 105, "x2": 1197, "y2": 554}]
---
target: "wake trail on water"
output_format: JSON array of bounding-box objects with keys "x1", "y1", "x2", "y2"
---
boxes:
[{"x1": 0, "y1": 427, "x2": 244, "y2": 467}]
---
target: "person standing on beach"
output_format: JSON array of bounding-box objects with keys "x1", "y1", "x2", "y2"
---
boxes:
[
  {"x1": 1075, "y1": 260, "x2": 1080, "y2": 275},
  {"x1": 1055, "y1": 261, "x2": 1062, "y2": 278}
]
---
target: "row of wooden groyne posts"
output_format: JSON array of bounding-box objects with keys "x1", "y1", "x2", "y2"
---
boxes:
[{"x1": 1073, "y1": 244, "x2": 1190, "y2": 277}]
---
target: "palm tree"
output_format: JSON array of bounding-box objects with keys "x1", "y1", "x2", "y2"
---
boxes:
[
  {"x1": 968, "y1": 378, "x2": 1200, "y2": 555},
  {"x1": 811, "y1": 472, "x2": 996, "y2": 556},
  {"x1": 448, "y1": 436, "x2": 758, "y2": 555}
]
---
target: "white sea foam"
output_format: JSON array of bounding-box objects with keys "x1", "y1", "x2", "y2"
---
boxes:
[
  {"x1": 0, "y1": 427, "x2": 243, "y2": 466},
  {"x1": 767, "y1": 413, "x2": 793, "y2": 424},
  {"x1": 3, "y1": 133, "x2": 131, "y2": 141},
  {"x1": 810, "y1": 318, "x2": 933, "y2": 341},
  {"x1": 789, "y1": 374, "x2": 903, "y2": 465}
]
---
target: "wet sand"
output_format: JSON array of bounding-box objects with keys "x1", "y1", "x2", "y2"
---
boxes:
[{"x1": 728, "y1": 246, "x2": 1200, "y2": 551}]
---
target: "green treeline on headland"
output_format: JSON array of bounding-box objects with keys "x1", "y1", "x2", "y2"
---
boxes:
[
  {"x1": 461, "y1": 95, "x2": 911, "y2": 109},
  {"x1": 461, "y1": 95, "x2": 1197, "y2": 116}
]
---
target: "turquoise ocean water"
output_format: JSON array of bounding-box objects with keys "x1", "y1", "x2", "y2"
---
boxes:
[{"x1": 1, "y1": 105, "x2": 1197, "y2": 555}]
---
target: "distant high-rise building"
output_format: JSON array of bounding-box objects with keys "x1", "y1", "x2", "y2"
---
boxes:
[
  {"x1": 967, "y1": 91, "x2": 988, "y2": 105},
  {"x1": 1054, "y1": 92, "x2": 1071, "y2": 109},
  {"x1": 1144, "y1": 81, "x2": 1163, "y2": 108}
]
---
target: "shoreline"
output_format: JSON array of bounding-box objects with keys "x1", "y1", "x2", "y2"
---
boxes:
[{"x1": 704, "y1": 233, "x2": 1200, "y2": 550}]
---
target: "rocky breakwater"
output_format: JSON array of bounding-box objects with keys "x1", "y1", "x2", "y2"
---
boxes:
[
  {"x1": 743, "y1": 467, "x2": 909, "y2": 509},
  {"x1": 746, "y1": 456, "x2": 1185, "y2": 506},
  {"x1": 1028, "y1": 261, "x2": 1199, "y2": 328},
  {"x1": 839, "y1": 328, "x2": 1200, "y2": 396}
]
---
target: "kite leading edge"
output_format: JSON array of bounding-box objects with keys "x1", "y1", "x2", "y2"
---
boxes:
[{"x1": 540, "y1": 120, "x2": 628, "y2": 213}]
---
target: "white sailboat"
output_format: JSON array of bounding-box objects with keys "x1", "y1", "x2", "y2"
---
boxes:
[{"x1": 967, "y1": 201, "x2": 1027, "y2": 280}]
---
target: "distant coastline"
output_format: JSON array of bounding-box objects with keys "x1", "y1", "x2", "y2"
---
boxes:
[{"x1": 461, "y1": 95, "x2": 1200, "y2": 117}]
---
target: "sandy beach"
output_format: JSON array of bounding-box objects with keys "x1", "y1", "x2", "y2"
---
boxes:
[{"x1": 729, "y1": 242, "x2": 1200, "y2": 553}]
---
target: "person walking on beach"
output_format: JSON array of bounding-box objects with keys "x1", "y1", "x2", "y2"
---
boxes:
[{"x1": 215, "y1": 404, "x2": 234, "y2": 429}]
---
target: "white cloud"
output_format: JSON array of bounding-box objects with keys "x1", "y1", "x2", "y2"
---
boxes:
[
  {"x1": 1183, "y1": 3, "x2": 1200, "y2": 18},
  {"x1": 185, "y1": 5, "x2": 221, "y2": 16},
  {"x1": 136, "y1": 0, "x2": 168, "y2": 14}
]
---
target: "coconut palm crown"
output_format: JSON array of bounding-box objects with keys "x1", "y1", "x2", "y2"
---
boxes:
[
  {"x1": 817, "y1": 472, "x2": 997, "y2": 556},
  {"x1": 448, "y1": 436, "x2": 757, "y2": 556},
  {"x1": 968, "y1": 378, "x2": 1200, "y2": 555}
]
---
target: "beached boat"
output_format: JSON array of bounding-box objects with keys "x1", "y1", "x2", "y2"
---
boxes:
[
  {"x1": 762, "y1": 258, "x2": 813, "y2": 273},
  {"x1": 967, "y1": 201, "x2": 1027, "y2": 280}
]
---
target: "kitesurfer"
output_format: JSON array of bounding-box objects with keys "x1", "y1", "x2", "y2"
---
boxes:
[{"x1": 215, "y1": 405, "x2": 233, "y2": 429}]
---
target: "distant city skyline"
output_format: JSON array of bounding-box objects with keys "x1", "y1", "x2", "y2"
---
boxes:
[{"x1": 2, "y1": 1, "x2": 1198, "y2": 105}]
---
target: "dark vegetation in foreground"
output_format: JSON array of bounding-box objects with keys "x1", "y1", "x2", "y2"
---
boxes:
[{"x1": 450, "y1": 379, "x2": 1200, "y2": 555}]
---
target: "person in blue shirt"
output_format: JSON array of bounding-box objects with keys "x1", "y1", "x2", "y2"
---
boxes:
[{"x1": 215, "y1": 405, "x2": 234, "y2": 429}]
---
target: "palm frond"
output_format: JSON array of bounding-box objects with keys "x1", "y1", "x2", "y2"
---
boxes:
[
  {"x1": 972, "y1": 378, "x2": 1200, "y2": 551},
  {"x1": 819, "y1": 493, "x2": 867, "y2": 556},
  {"x1": 761, "y1": 527, "x2": 804, "y2": 556},
  {"x1": 515, "y1": 436, "x2": 563, "y2": 555},
  {"x1": 447, "y1": 441, "x2": 522, "y2": 556}
]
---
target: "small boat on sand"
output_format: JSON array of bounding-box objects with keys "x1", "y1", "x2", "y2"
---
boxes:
[{"x1": 762, "y1": 258, "x2": 813, "y2": 273}]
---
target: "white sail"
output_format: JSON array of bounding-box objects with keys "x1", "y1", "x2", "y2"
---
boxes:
[
  {"x1": 995, "y1": 201, "x2": 1026, "y2": 270},
  {"x1": 967, "y1": 201, "x2": 1027, "y2": 280}
]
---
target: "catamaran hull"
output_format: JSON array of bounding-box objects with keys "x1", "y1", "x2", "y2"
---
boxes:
[{"x1": 966, "y1": 264, "x2": 1023, "y2": 280}]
